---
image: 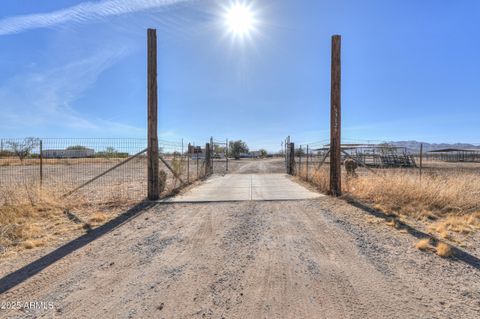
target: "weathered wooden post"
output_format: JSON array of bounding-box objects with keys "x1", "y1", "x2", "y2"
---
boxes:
[
  {"x1": 329, "y1": 35, "x2": 342, "y2": 197},
  {"x1": 147, "y1": 28, "x2": 160, "y2": 200},
  {"x1": 205, "y1": 143, "x2": 211, "y2": 176},
  {"x1": 289, "y1": 142, "x2": 295, "y2": 175},
  {"x1": 39, "y1": 139, "x2": 43, "y2": 186}
]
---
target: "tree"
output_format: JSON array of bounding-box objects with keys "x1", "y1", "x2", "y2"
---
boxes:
[
  {"x1": 296, "y1": 147, "x2": 305, "y2": 156},
  {"x1": 214, "y1": 144, "x2": 226, "y2": 155},
  {"x1": 229, "y1": 140, "x2": 249, "y2": 160},
  {"x1": 6, "y1": 137, "x2": 40, "y2": 162},
  {"x1": 259, "y1": 149, "x2": 268, "y2": 158},
  {"x1": 96, "y1": 147, "x2": 126, "y2": 158},
  {"x1": 104, "y1": 147, "x2": 119, "y2": 158}
]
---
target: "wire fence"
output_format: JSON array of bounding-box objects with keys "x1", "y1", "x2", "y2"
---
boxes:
[
  {"x1": 3, "y1": 136, "x2": 478, "y2": 203},
  {"x1": 0, "y1": 137, "x2": 219, "y2": 204},
  {"x1": 286, "y1": 138, "x2": 480, "y2": 187}
]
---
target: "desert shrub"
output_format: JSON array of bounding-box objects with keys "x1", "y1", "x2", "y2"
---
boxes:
[
  {"x1": 300, "y1": 166, "x2": 480, "y2": 235},
  {"x1": 349, "y1": 171, "x2": 480, "y2": 219}
]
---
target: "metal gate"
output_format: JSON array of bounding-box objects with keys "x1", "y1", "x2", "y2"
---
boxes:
[{"x1": 210, "y1": 137, "x2": 229, "y2": 174}]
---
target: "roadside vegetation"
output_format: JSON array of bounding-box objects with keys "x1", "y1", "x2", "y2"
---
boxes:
[
  {"x1": 228, "y1": 140, "x2": 249, "y2": 160},
  {"x1": 0, "y1": 183, "x2": 135, "y2": 257},
  {"x1": 0, "y1": 164, "x2": 202, "y2": 257},
  {"x1": 300, "y1": 166, "x2": 480, "y2": 242}
]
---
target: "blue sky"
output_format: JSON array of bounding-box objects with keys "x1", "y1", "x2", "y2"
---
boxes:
[{"x1": 0, "y1": 0, "x2": 479, "y2": 151}]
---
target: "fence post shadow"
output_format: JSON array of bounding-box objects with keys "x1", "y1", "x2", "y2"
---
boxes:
[
  {"x1": 343, "y1": 196, "x2": 480, "y2": 271},
  {"x1": 0, "y1": 201, "x2": 156, "y2": 294}
]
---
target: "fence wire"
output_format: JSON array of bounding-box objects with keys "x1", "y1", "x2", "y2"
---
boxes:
[
  {"x1": 288, "y1": 138, "x2": 480, "y2": 189},
  {"x1": 0, "y1": 137, "x2": 214, "y2": 204}
]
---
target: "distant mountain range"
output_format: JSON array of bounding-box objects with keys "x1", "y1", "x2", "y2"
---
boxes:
[{"x1": 388, "y1": 141, "x2": 480, "y2": 152}]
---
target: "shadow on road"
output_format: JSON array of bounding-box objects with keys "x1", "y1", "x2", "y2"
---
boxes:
[
  {"x1": 0, "y1": 201, "x2": 156, "y2": 294},
  {"x1": 344, "y1": 196, "x2": 480, "y2": 271}
]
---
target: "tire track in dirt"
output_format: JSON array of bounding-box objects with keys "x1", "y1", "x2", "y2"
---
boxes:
[
  {"x1": 239, "y1": 202, "x2": 362, "y2": 318},
  {"x1": 296, "y1": 203, "x2": 428, "y2": 318}
]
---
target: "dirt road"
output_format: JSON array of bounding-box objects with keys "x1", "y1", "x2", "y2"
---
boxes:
[
  {"x1": 226, "y1": 158, "x2": 286, "y2": 174},
  {"x1": 1, "y1": 160, "x2": 479, "y2": 318}
]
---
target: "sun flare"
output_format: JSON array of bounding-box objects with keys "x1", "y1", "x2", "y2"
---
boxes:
[{"x1": 224, "y1": 2, "x2": 256, "y2": 38}]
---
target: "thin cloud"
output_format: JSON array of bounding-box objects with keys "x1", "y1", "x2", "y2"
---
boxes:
[
  {"x1": 0, "y1": 0, "x2": 190, "y2": 36},
  {"x1": 0, "y1": 46, "x2": 145, "y2": 136}
]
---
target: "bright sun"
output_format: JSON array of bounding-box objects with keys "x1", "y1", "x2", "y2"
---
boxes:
[{"x1": 224, "y1": 3, "x2": 256, "y2": 38}]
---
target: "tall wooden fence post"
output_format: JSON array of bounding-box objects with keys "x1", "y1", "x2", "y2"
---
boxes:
[
  {"x1": 329, "y1": 34, "x2": 342, "y2": 197},
  {"x1": 147, "y1": 28, "x2": 160, "y2": 200},
  {"x1": 289, "y1": 142, "x2": 295, "y2": 175},
  {"x1": 205, "y1": 143, "x2": 211, "y2": 176}
]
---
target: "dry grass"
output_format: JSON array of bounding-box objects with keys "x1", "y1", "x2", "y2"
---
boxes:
[
  {"x1": 0, "y1": 155, "x2": 187, "y2": 167},
  {"x1": 0, "y1": 182, "x2": 137, "y2": 256},
  {"x1": 0, "y1": 184, "x2": 65, "y2": 249},
  {"x1": 0, "y1": 164, "x2": 202, "y2": 256},
  {"x1": 0, "y1": 157, "x2": 134, "y2": 167},
  {"x1": 347, "y1": 170, "x2": 479, "y2": 219},
  {"x1": 0, "y1": 152, "x2": 206, "y2": 259},
  {"x1": 308, "y1": 167, "x2": 330, "y2": 193},
  {"x1": 89, "y1": 212, "x2": 108, "y2": 224},
  {"x1": 430, "y1": 213, "x2": 480, "y2": 235},
  {"x1": 23, "y1": 239, "x2": 45, "y2": 249},
  {"x1": 301, "y1": 166, "x2": 480, "y2": 237},
  {"x1": 436, "y1": 242, "x2": 452, "y2": 257},
  {"x1": 415, "y1": 239, "x2": 431, "y2": 251}
]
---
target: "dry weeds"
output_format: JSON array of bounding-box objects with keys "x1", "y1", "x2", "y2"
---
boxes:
[
  {"x1": 0, "y1": 182, "x2": 135, "y2": 256},
  {"x1": 1, "y1": 163, "x2": 203, "y2": 256},
  {"x1": 436, "y1": 242, "x2": 452, "y2": 257},
  {"x1": 300, "y1": 166, "x2": 480, "y2": 237},
  {"x1": 415, "y1": 239, "x2": 431, "y2": 251},
  {"x1": 0, "y1": 157, "x2": 128, "y2": 167},
  {"x1": 89, "y1": 212, "x2": 108, "y2": 224}
]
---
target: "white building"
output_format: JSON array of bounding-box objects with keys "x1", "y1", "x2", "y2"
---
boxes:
[{"x1": 43, "y1": 148, "x2": 95, "y2": 158}]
